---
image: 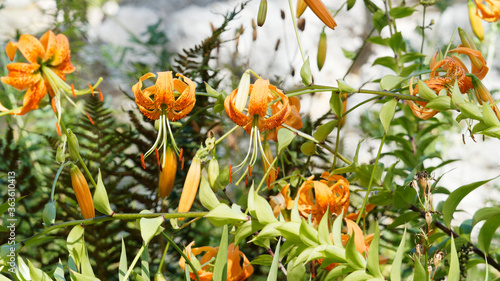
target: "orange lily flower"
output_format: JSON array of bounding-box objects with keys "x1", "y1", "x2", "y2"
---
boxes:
[
  {"x1": 474, "y1": 0, "x2": 500, "y2": 22},
  {"x1": 1, "y1": 30, "x2": 101, "y2": 123},
  {"x1": 179, "y1": 242, "x2": 254, "y2": 281},
  {"x1": 224, "y1": 77, "x2": 290, "y2": 184},
  {"x1": 266, "y1": 96, "x2": 303, "y2": 142},
  {"x1": 132, "y1": 71, "x2": 196, "y2": 169},
  {"x1": 269, "y1": 184, "x2": 295, "y2": 217},
  {"x1": 296, "y1": 172, "x2": 350, "y2": 225},
  {"x1": 407, "y1": 76, "x2": 442, "y2": 120}
]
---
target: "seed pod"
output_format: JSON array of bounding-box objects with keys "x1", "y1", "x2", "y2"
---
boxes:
[
  {"x1": 67, "y1": 129, "x2": 80, "y2": 162},
  {"x1": 468, "y1": 0, "x2": 484, "y2": 41},
  {"x1": 178, "y1": 156, "x2": 202, "y2": 219},
  {"x1": 297, "y1": 0, "x2": 308, "y2": 17},
  {"x1": 70, "y1": 164, "x2": 95, "y2": 219},
  {"x1": 208, "y1": 157, "x2": 220, "y2": 191},
  {"x1": 317, "y1": 30, "x2": 327, "y2": 70},
  {"x1": 257, "y1": 0, "x2": 268, "y2": 27},
  {"x1": 158, "y1": 146, "x2": 177, "y2": 198}
]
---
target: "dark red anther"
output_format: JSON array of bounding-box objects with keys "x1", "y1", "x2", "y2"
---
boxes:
[
  {"x1": 85, "y1": 113, "x2": 95, "y2": 125},
  {"x1": 248, "y1": 164, "x2": 252, "y2": 177},
  {"x1": 155, "y1": 148, "x2": 161, "y2": 170},
  {"x1": 56, "y1": 122, "x2": 61, "y2": 136},
  {"x1": 71, "y1": 84, "x2": 76, "y2": 98},
  {"x1": 141, "y1": 154, "x2": 146, "y2": 169},
  {"x1": 229, "y1": 164, "x2": 233, "y2": 184},
  {"x1": 98, "y1": 88, "x2": 103, "y2": 101},
  {"x1": 88, "y1": 84, "x2": 94, "y2": 96}
]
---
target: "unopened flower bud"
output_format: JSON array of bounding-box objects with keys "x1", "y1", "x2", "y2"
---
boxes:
[
  {"x1": 303, "y1": 0, "x2": 337, "y2": 30},
  {"x1": 43, "y1": 201, "x2": 56, "y2": 226},
  {"x1": 257, "y1": 0, "x2": 268, "y2": 27},
  {"x1": 458, "y1": 28, "x2": 485, "y2": 72},
  {"x1": 208, "y1": 158, "x2": 220, "y2": 191},
  {"x1": 70, "y1": 164, "x2": 95, "y2": 219},
  {"x1": 434, "y1": 251, "x2": 444, "y2": 266},
  {"x1": 234, "y1": 71, "x2": 251, "y2": 112},
  {"x1": 471, "y1": 75, "x2": 500, "y2": 121},
  {"x1": 154, "y1": 273, "x2": 166, "y2": 281},
  {"x1": 468, "y1": 0, "x2": 484, "y2": 41},
  {"x1": 159, "y1": 146, "x2": 177, "y2": 198},
  {"x1": 56, "y1": 134, "x2": 67, "y2": 163},
  {"x1": 67, "y1": 129, "x2": 80, "y2": 162},
  {"x1": 178, "y1": 156, "x2": 202, "y2": 220},
  {"x1": 425, "y1": 212, "x2": 433, "y2": 228},
  {"x1": 297, "y1": 17, "x2": 306, "y2": 31},
  {"x1": 317, "y1": 30, "x2": 327, "y2": 71},
  {"x1": 300, "y1": 57, "x2": 313, "y2": 86},
  {"x1": 297, "y1": 0, "x2": 308, "y2": 17}
]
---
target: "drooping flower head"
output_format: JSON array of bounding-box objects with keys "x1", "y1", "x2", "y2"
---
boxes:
[
  {"x1": 179, "y1": 242, "x2": 254, "y2": 281},
  {"x1": 474, "y1": 0, "x2": 500, "y2": 22},
  {"x1": 1, "y1": 30, "x2": 102, "y2": 129},
  {"x1": 132, "y1": 71, "x2": 196, "y2": 171},
  {"x1": 224, "y1": 72, "x2": 291, "y2": 185}
]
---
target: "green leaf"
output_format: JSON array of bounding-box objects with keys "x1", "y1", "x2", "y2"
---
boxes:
[
  {"x1": 390, "y1": 227, "x2": 406, "y2": 281},
  {"x1": 389, "y1": 32, "x2": 403, "y2": 52},
  {"x1": 0, "y1": 274, "x2": 12, "y2": 281},
  {"x1": 369, "y1": 190, "x2": 392, "y2": 206},
  {"x1": 42, "y1": 201, "x2": 56, "y2": 227},
  {"x1": 313, "y1": 120, "x2": 338, "y2": 142},
  {"x1": 267, "y1": 238, "x2": 282, "y2": 281},
  {"x1": 399, "y1": 52, "x2": 425, "y2": 63},
  {"x1": 139, "y1": 216, "x2": 165, "y2": 245},
  {"x1": 343, "y1": 270, "x2": 373, "y2": 281},
  {"x1": 472, "y1": 207, "x2": 500, "y2": 227},
  {"x1": 417, "y1": 79, "x2": 437, "y2": 101},
  {"x1": 342, "y1": 48, "x2": 356, "y2": 60},
  {"x1": 213, "y1": 225, "x2": 228, "y2": 281},
  {"x1": 442, "y1": 178, "x2": 496, "y2": 227},
  {"x1": 67, "y1": 225, "x2": 85, "y2": 271},
  {"x1": 300, "y1": 57, "x2": 312, "y2": 86},
  {"x1": 457, "y1": 103, "x2": 482, "y2": 121},
  {"x1": 69, "y1": 269, "x2": 100, "y2": 281},
  {"x1": 345, "y1": 232, "x2": 365, "y2": 270},
  {"x1": 392, "y1": 185, "x2": 417, "y2": 210},
  {"x1": 412, "y1": 258, "x2": 426, "y2": 281},
  {"x1": 389, "y1": 7, "x2": 415, "y2": 18},
  {"x1": 277, "y1": 129, "x2": 296, "y2": 155},
  {"x1": 356, "y1": 164, "x2": 384, "y2": 188},
  {"x1": 199, "y1": 175, "x2": 220, "y2": 210},
  {"x1": 332, "y1": 211, "x2": 344, "y2": 247},
  {"x1": 276, "y1": 222, "x2": 302, "y2": 243},
  {"x1": 234, "y1": 220, "x2": 265, "y2": 245},
  {"x1": 380, "y1": 75, "x2": 404, "y2": 91},
  {"x1": 379, "y1": 98, "x2": 398, "y2": 133},
  {"x1": 324, "y1": 264, "x2": 355, "y2": 280},
  {"x1": 448, "y1": 236, "x2": 460, "y2": 281},
  {"x1": 250, "y1": 254, "x2": 273, "y2": 266},
  {"x1": 366, "y1": 222, "x2": 383, "y2": 278},
  {"x1": 28, "y1": 259, "x2": 53, "y2": 281},
  {"x1": 372, "y1": 56, "x2": 398, "y2": 72},
  {"x1": 478, "y1": 214, "x2": 500, "y2": 253},
  {"x1": 337, "y1": 79, "x2": 357, "y2": 93},
  {"x1": 119, "y1": 238, "x2": 128, "y2": 281},
  {"x1": 140, "y1": 244, "x2": 149, "y2": 280},
  {"x1": 318, "y1": 211, "x2": 333, "y2": 246},
  {"x1": 286, "y1": 257, "x2": 306, "y2": 281},
  {"x1": 300, "y1": 141, "x2": 316, "y2": 156},
  {"x1": 93, "y1": 170, "x2": 113, "y2": 215},
  {"x1": 300, "y1": 219, "x2": 319, "y2": 246},
  {"x1": 54, "y1": 259, "x2": 66, "y2": 281},
  {"x1": 347, "y1": 0, "x2": 356, "y2": 10},
  {"x1": 205, "y1": 203, "x2": 247, "y2": 226},
  {"x1": 253, "y1": 190, "x2": 278, "y2": 224},
  {"x1": 366, "y1": 36, "x2": 390, "y2": 46},
  {"x1": 206, "y1": 83, "x2": 224, "y2": 114},
  {"x1": 81, "y1": 243, "x2": 95, "y2": 278},
  {"x1": 388, "y1": 212, "x2": 419, "y2": 229},
  {"x1": 425, "y1": 96, "x2": 452, "y2": 111},
  {"x1": 372, "y1": 10, "x2": 388, "y2": 33}
]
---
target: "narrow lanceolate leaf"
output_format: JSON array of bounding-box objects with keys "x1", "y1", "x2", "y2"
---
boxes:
[
  {"x1": 332, "y1": 211, "x2": 344, "y2": 247},
  {"x1": 412, "y1": 258, "x2": 426, "y2": 281},
  {"x1": 478, "y1": 214, "x2": 500, "y2": 253},
  {"x1": 366, "y1": 222, "x2": 383, "y2": 278},
  {"x1": 199, "y1": 175, "x2": 220, "y2": 210},
  {"x1": 205, "y1": 203, "x2": 247, "y2": 226},
  {"x1": 379, "y1": 98, "x2": 398, "y2": 133},
  {"x1": 54, "y1": 259, "x2": 66, "y2": 281},
  {"x1": 380, "y1": 75, "x2": 404, "y2": 91},
  {"x1": 267, "y1": 238, "x2": 282, "y2": 281},
  {"x1": 139, "y1": 216, "x2": 165, "y2": 245},
  {"x1": 119, "y1": 238, "x2": 128, "y2": 281},
  {"x1": 345, "y1": 232, "x2": 366, "y2": 270},
  {"x1": 69, "y1": 269, "x2": 100, "y2": 281},
  {"x1": 329, "y1": 92, "x2": 344, "y2": 119},
  {"x1": 28, "y1": 259, "x2": 53, "y2": 281},
  {"x1": 93, "y1": 169, "x2": 113, "y2": 215},
  {"x1": 472, "y1": 206, "x2": 500, "y2": 227},
  {"x1": 448, "y1": 236, "x2": 460, "y2": 281},
  {"x1": 313, "y1": 120, "x2": 337, "y2": 142},
  {"x1": 277, "y1": 129, "x2": 295, "y2": 155},
  {"x1": 318, "y1": 211, "x2": 333, "y2": 246},
  {"x1": 390, "y1": 228, "x2": 407, "y2": 281},
  {"x1": 141, "y1": 244, "x2": 150, "y2": 280},
  {"x1": 300, "y1": 219, "x2": 319, "y2": 247},
  {"x1": 442, "y1": 177, "x2": 496, "y2": 227},
  {"x1": 67, "y1": 225, "x2": 85, "y2": 271},
  {"x1": 300, "y1": 57, "x2": 312, "y2": 86},
  {"x1": 213, "y1": 225, "x2": 228, "y2": 281}
]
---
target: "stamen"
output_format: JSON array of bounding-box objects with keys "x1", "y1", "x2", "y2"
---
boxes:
[
  {"x1": 155, "y1": 148, "x2": 161, "y2": 169},
  {"x1": 85, "y1": 112, "x2": 95, "y2": 125},
  {"x1": 245, "y1": 175, "x2": 248, "y2": 187},
  {"x1": 98, "y1": 88, "x2": 103, "y2": 101},
  {"x1": 56, "y1": 122, "x2": 61, "y2": 136},
  {"x1": 88, "y1": 84, "x2": 94, "y2": 97},
  {"x1": 248, "y1": 164, "x2": 252, "y2": 176},
  {"x1": 141, "y1": 154, "x2": 146, "y2": 169},
  {"x1": 229, "y1": 164, "x2": 233, "y2": 184},
  {"x1": 275, "y1": 166, "x2": 280, "y2": 178},
  {"x1": 179, "y1": 148, "x2": 183, "y2": 161},
  {"x1": 51, "y1": 99, "x2": 58, "y2": 113},
  {"x1": 181, "y1": 157, "x2": 185, "y2": 170},
  {"x1": 71, "y1": 84, "x2": 76, "y2": 98}
]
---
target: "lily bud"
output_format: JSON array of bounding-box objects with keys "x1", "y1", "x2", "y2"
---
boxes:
[
  {"x1": 297, "y1": 0, "x2": 308, "y2": 17},
  {"x1": 159, "y1": 145, "x2": 177, "y2": 198},
  {"x1": 42, "y1": 201, "x2": 56, "y2": 226},
  {"x1": 67, "y1": 129, "x2": 80, "y2": 162},
  {"x1": 317, "y1": 30, "x2": 327, "y2": 71},
  {"x1": 70, "y1": 164, "x2": 95, "y2": 219},
  {"x1": 56, "y1": 134, "x2": 67, "y2": 164},
  {"x1": 468, "y1": 0, "x2": 484, "y2": 41},
  {"x1": 257, "y1": 0, "x2": 268, "y2": 27},
  {"x1": 458, "y1": 28, "x2": 485, "y2": 73},
  {"x1": 178, "y1": 156, "x2": 202, "y2": 219},
  {"x1": 262, "y1": 141, "x2": 276, "y2": 189},
  {"x1": 208, "y1": 158, "x2": 220, "y2": 191},
  {"x1": 303, "y1": 0, "x2": 337, "y2": 30},
  {"x1": 154, "y1": 273, "x2": 166, "y2": 281},
  {"x1": 234, "y1": 71, "x2": 251, "y2": 112},
  {"x1": 471, "y1": 75, "x2": 500, "y2": 121}
]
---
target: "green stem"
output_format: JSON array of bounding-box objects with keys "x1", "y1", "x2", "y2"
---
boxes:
[
  {"x1": 343, "y1": 27, "x2": 376, "y2": 79},
  {"x1": 122, "y1": 245, "x2": 145, "y2": 281},
  {"x1": 285, "y1": 86, "x2": 428, "y2": 102},
  {"x1": 20, "y1": 212, "x2": 208, "y2": 247},
  {"x1": 51, "y1": 162, "x2": 71, "y2": 201},
  {"x1": 287, "y1": 0, "x2": 306, "y2": 62},
  {"x1": 156, "y1": 239, "x2": 171, "y2": 275},
  {"x1": 356, "y1": 134, "x2": 386, "y2": 225},
  {"x1": 161, "y1": 232, "x2": 201, "y2": 281},
  {"x1": 332, "y1": 117, "x2": 342, "y2": 171}
]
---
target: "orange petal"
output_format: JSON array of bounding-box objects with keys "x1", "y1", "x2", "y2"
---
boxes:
[
  {"x1": 1, "y1": 63, "x2": 41, "y2": 90},
  {"x1": 303, "y1": 0, "x2": 337, "y2": 29},
  {"x1": 224, "y1": 89, "x2": 253, "y2": 132},
  {"x1": 155, "y1": 71, "x2": 176, "y2": 111},
  {"x1": 344, "y1": 218, "x2": 368, "y2": 255},
  {"x1": 9, "y1": 34, "x2": 45, "y2": 64},
  {"x1": 248, "y1": 79, "x2": 270, "y2": 117},
  {"x1": 132, "y1": 72, "x2": 157, "y2": 115},
  {"x1": 258, "y1": 88, "x2": 291, "y2": 131},
  {"x1": 178, "y1": 157, "x2": 202, "y2": 217}
]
